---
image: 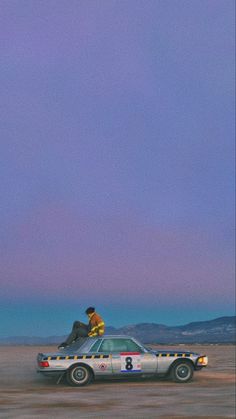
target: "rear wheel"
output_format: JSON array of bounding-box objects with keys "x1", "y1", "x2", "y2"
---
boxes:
[
  {"x1": 66, "y1": 364, "x2": 92, "y2": 386},
  {"x1": 170, "y1": 361, "x2": 194, "y2": 383}
]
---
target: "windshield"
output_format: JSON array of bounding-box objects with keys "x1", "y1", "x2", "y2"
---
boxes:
[{"x1": 142, "y1": 344, "x2": 153, "y2": 352}]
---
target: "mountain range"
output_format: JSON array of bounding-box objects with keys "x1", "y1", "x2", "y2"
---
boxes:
[{"x1": 0, "y1": 316, "x2": 235, "y2": 345}]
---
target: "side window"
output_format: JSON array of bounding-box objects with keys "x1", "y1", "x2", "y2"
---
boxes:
[
  {"x1": 89, "y1": 340, "x2": 102, "y2": 352},
  {"x1": 98, "y1": 339, "x2": 143, "y2": 353},
  {"x1": 98, "y1": 339, "x2": 116, "y2": 352}
]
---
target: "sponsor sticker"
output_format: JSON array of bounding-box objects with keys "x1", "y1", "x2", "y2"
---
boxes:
[{"x1": 98, "y1": 363, "x2": 107, "y2": 371}]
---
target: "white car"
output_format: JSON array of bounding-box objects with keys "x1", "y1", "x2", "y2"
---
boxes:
[{"x1": 37, "y1": 335, "x2": 208, "y2": 386}]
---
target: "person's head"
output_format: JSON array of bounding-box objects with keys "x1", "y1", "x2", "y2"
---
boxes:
[{"x1": 85, "y1": 306, "x2": 95, "y2": 318}]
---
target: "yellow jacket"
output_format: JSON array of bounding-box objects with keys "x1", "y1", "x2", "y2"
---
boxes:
[{"x1": 88, "y1": 312, "x2": 105, "y2": 337}]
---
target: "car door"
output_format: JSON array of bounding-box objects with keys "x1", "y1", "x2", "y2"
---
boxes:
[{"x1": 98, "y1": 338, "x2": 157, "y2": 375}]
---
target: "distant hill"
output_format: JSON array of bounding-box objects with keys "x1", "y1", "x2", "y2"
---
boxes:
[
  {"x1": 108, "y1": 316, "x2": 236, "y2": 344},
  {"x1": 0, "y1": 316, "x2": 235, "y2": 345}
]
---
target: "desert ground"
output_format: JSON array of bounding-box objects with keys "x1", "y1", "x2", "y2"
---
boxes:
[{"x1": 0, "y1": 344, "x2": 235, "y2": 419}]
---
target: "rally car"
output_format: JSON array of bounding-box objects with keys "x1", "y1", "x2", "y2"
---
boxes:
[{"x1": 37, "y1": 335, "x2": 208, "y2": 386}]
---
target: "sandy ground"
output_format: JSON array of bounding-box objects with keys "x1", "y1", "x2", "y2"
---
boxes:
[{"x1": 0, "y1": 345, "x2": 235, "y2": 419}]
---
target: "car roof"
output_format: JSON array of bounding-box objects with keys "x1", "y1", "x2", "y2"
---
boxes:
[
  {"x1": 59, "y1": 335, "x2": 143, "y2": 354},
  {"x1": 100, "y1": 335, "x2": 135, "y2": 339}
]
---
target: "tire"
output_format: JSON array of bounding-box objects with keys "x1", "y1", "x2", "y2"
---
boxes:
[
  {"x1": 66, "y1": 364, "x2": 93, "y2": 386},
  {"x1": 170, "y1": 361, "x2": 194, "y2": 383}
]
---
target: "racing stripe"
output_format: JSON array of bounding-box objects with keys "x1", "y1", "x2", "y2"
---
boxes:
[
  {"x1": 45, "y1": 353, "x2": 125, "y2": 361},
  {"x1": 156, "y1": 353, "x2": 192, "y2": 358}
]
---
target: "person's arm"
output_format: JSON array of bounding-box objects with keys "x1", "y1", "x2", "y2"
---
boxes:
[
  {"x1": 97, "y1": 319, "x2": 105, "y2": 336},
  {"x1": 88, "y1": 315, "x2": 105, "y2": 337}
]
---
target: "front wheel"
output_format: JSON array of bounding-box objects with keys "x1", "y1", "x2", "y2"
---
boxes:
[
  {"x1": 170, "y1": 361, "x2": 194, "y2": 383},
  {"x1": 66, "y1": 364, "x2": 93, "y2": 386}
]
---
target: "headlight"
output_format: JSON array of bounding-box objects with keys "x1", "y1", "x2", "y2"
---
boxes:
[{"x1": 197, "y1": 356, "x2": 208, "y2": 366}]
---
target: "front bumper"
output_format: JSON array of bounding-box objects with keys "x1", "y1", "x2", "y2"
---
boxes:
[{"x1": 195, "y1": 356, "x2": 208, "y2": 370}]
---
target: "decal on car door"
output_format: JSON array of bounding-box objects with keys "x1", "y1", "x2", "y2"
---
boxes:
[{"x1": 120, "y1": 352, "x2": 141, "y2": 372}]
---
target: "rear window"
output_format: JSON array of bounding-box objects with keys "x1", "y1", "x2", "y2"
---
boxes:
[{"x1": 89, "y1": 340, "x2": 102, "y2": 352}]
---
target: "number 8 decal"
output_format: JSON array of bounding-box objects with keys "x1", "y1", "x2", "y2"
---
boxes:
[
  {"x1": 125, "y1": 356, "x2": 133, "y2": 370},
  {"x1": 120, "y1": 352, "x2": 141, "y2": 372}
]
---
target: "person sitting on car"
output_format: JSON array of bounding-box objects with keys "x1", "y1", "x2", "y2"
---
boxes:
[{"x1": 58, "y1": 307, "x2": 105, "y2": 349}]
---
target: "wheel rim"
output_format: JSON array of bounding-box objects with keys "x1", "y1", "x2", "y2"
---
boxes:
[
  {"x1": 176, "y1": 364, "x2": 191, "y2": 380},
  {"x1": 71, "y1": 366, "x2": 88, "y2": 384}
]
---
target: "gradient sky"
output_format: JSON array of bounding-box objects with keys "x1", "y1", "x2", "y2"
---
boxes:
[{"x1": 0, "y1": 0, "x2": 235, "y2": 337}]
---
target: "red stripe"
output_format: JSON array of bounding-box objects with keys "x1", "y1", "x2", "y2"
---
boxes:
[{"x1": 120, "y1": 352, "x2": 140, "y2": 355}]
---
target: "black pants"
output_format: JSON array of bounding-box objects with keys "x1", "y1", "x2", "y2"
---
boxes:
[{"x1": 65, "y1": 321, "x2": 89, "y2": 345}]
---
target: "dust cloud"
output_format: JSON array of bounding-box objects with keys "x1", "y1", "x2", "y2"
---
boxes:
[{"x1": 0, "y1": 345, "x2": 235, "y2": 418}]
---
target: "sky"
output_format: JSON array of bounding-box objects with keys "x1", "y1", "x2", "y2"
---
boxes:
[{"x1": 0, "y1": 0, "x2": 235, "y2": 337}]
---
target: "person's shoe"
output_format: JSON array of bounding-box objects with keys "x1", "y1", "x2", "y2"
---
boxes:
[{"x1": 58, "y1": 342, "x2": 69, "y2": 349}]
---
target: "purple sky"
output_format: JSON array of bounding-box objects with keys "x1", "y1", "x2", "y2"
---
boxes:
[{"x1": 0, "y1": 1, "x2": 235, "y2": 336}]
